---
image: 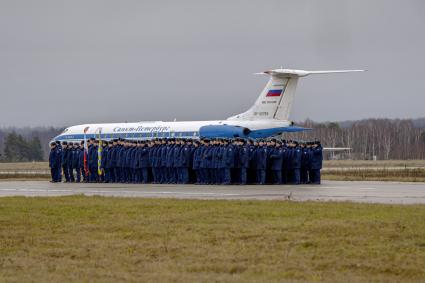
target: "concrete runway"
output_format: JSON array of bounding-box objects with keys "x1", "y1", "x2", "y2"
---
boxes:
[{"x1": 0, "y1": 180, "x2": 424, "y2": 204}]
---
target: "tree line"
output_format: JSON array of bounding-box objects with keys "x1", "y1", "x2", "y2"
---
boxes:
[
  {"x1": 0, "y1": 132, "x2": 44, "y2": 162},
  {"x1": 284, "y1": 118, "x2": 425, "y2": 160},
  {"x1": 0, "y1": 118, "x2": 424, "y2": 161},
  {"x1": 0, "y1": 127, "x2": 62, "y2": 162}
]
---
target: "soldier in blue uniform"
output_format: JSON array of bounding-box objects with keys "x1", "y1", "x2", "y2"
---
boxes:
[
  {"x1": 172, "y1": 139, "x2": 182, "y2": 183},
  {"x1": 105, "y1": 141, "x2": 114, "y2": 183},
  {"x1": 87, "y1": 139, "x2": 93, "y2": 182},
  {"x1": 269, "y1": 140, "x2": 283, "y2": 184},
  {"x1": 300, "y1": 143, "x2": 309, "y2": 184},
  {"x1": 208, "y1": 138, "x2": 214, "y2": 184},
  {"x1": 67, "y1": 142, "x2": 75, "y2": 182},
  {"x1": 71, "y1": 142, "x2": 81, "y2": 182},
  {"x1": 265, "y1": 139, "x2": 276, "y2": 184},
  {"x1": 215, "y1": 139, "x2": 223, "y2": 184},
  {"x1": 231, "y1": 138, "x2": 241, "y2": 184},
  {"x1": 130, "y1": 141, "x2": 138, "y2": 183},
  {"x1": 87, "y1": 139, "x2": 95, "y2": 182},
  {"x1": 93, "y1": 140, "x2": 100, "y2": 182},
  {"x1": 280, "y1": 140, "x2": 288, "y2": 185},
  {"x1": 115, "y1": 139, "x2": 122, "y2": 183},
  {"x1": 197, "y1": 140, "x2": 205, "y2": 184},
  {"x1": 78, "y1": 141, "x2": 86, "y2": 182},
  {"x1": 192, "y1": 141, "x2": 202, "y2": 184},
  {"x1": 139, "y1": 141, "x2": 150, "y2": 183},
  {"x1": 125, "y1": 141, "x2": 132, "y2": 183},
  {"x1": 158, "y1": 139, "x2": 167, "y2": 184},
  {"x1": 248, "y1": 140, "x2": 257, "y2": 184},
  {"x1": 213, "y1": 139, "x2": 222, "y2": 184},
  {"x1": 223, "y1": 139, "x2": 235, "y2": 185},
  {"x1": 155, "y1": 139, "x2": 163, "y2": 183},
  {"x1": 218, "y1": 139, "x2": 226, "y2": 184},
  {"x1": 239, "y1": 139, "x2": 250, "y2": 185},
  {"x1": 110, "y1": 140, "x2": 119, "y2": 183},
  {"x1": 156, "y1": 139, "x2": 163, "y2": 183},
  {"x1": 167, "y1": 139, "x2": 173, "y2": 183},
  {"x1": 120, "y1": 141, "x2": 127, "y2": 183},
  {"x1": 209, "y1": 139, "x2": 217, "y2": 184},
  {"x1": 133, "y1": 142, "x2": 141, "y2": 183},
  {"x1": 61, "y1": 141, "x2": 70, "y2": 182},
  {"x1": 179, "y1": 139, "x2": 193, "y2": 183},
  {"x1": 114, "y1": 140, "x2": 122, "y2": 183},
  {"x1": 255, "y1": 140, "x2": 268, "y2": 185},
  {"x1": 123, "y1": 141, "x2": 130, "y2": 183},
  {"x1": 150, "y1": 139, "x2": 159, "y2": 183},
  {"x1": 54, "y1": 141, "x2": 62, "y2": 182},
  {"x1": 148, "y1": 140, "x2": 155, "y2": 183},
  {"x1": 187, "y1": 139, "x2": 195, "y2": 183},
  {"x1": 200, "y1": 139, "x2": 212, "y2": 184},
  {"x1": 164, "y1": 139, "x2": 174, "y2": 184},
  {"x1": 49, "y1": 142, "x2": 60, "y2": 182},
  {"x1": 289, "y1": 141, "x2": 302, "y2": 184},
  {"x1": 309, "y1": 141, "x2": 323, "y2": 184}
]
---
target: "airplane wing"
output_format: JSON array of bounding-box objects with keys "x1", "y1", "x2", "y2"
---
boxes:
[{"x1": 323, "y1": 147, "x2": 352, "y2": 151}]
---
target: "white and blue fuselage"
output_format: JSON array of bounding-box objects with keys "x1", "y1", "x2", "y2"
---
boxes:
[{"x1": 55, "y1": 119, "x2": 304, "y2": 142}]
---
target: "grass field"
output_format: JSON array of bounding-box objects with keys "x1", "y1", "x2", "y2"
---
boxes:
[
  {"x1": 322, "y1": 168, "x2": 425, "y2": 182},
  {"x1": 0, "y1": 197, "x2": 424, "y2": 282},
  {"x1": 0, "y1": 162, "x2": 48, "y2": 171},
  {"x1": 324, "y1": 159, "x2": 425, "y2": 168}
]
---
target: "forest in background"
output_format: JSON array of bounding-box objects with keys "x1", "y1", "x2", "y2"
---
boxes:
[
  {"x1": 284, "y1": 118, "x2": 425, "y2": 160},
  {"x1": 0, "y1": 118, "x2": 424, "y2": 161},
  {"x1": 0, "y1": 127, "x2": 61, "y2": 161}
]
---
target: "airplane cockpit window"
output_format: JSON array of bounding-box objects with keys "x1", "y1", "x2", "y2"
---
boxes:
[{"x1": 62, "y1": 128, "x2": 69, "y2": 134}]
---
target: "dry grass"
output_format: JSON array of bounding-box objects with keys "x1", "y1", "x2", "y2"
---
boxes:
[
  {"x1": 323, "y1": 168, "x2": 425, "y2": 182},
  {"x1": 324, "y1": 159, "x2": 425, "y2": 168},
  {"x1": 0, "y1": 173, "x2": 50, "y2": 180},
  {"x1": 0, "y1": 162, "x2": 48, "y2": 171},
  {"x1": 0, "y1": 197, "x2": 424, "y2": 282}
]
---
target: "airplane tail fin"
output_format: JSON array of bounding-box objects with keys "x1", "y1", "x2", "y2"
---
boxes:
[{"x1": 227, "y1": 68, "x2": 364, "y2": 121}]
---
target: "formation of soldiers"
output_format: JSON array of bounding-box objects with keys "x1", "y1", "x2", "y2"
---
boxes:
[{"x1": 49, "y1": 137, "x2": 323, "y2": 185}]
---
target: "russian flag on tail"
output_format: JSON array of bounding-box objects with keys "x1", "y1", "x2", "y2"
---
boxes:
[{"x1": 266, "y1": 89, "x2": 283, "y2": 97}]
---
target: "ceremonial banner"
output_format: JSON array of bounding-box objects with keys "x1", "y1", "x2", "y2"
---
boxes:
[
  {"x1": 83, "y1": 127, "x2": 89, "y2": 176},
  {"x1": 97, "y1": 130, "x2": 103, "y2": 175}
]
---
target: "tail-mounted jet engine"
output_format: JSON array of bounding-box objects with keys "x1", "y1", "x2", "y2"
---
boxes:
[{"x1": 199, "y1": 125, "x2": 251, "y2": 139}]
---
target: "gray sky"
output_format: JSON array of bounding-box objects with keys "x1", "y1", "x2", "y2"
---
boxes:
[{"x1": 1, "y1": 0, "x2": 424, "y2": 127}]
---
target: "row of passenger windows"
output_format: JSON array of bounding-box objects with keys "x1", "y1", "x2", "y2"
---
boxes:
[{"x1": 66, "y1": 132, "x2": 199, "y2": 139}]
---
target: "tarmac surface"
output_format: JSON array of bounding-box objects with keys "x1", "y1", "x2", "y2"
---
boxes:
[{"x1": 0, "y1": 180, "x2": 424, "y2": 204}]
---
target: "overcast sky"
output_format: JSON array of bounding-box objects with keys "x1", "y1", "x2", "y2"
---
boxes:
[{"x1": 1, "y1": 0, "x2": 424, "y2": 127}]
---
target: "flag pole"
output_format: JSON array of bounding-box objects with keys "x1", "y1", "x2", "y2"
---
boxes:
[
  {"x1": 83, "y1": 127, "x2": 89, "y2": 178},
  {"x1": 97, "y1": 128, "x2": 103, "y2": 176}
]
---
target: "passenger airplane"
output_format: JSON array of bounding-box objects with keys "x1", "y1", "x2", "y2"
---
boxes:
[{"x1": 53, "y1": 68, "x2": 364, "y2": 142}]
